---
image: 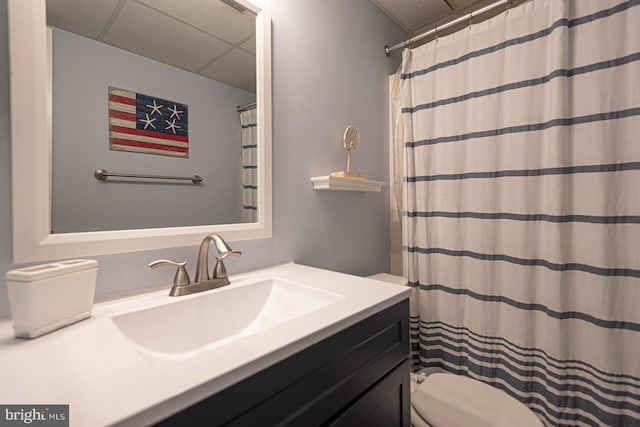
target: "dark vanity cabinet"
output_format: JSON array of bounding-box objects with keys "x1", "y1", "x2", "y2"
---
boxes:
[{"x1": 155, "y1": 299, "x2": 410, "y2": 427}]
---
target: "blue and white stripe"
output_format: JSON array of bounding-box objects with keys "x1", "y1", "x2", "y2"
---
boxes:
[
  {"x1": 240, "y1": 108, "x2": 257, "y2": 222},
  {"x1": 396, "y1": 0, "x2": 640, "y2": 425},
  {"x1": 421, "y1": 321, "x2": 640, "y2": 426}
]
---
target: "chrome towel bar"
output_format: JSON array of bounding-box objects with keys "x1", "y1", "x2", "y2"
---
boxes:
[{"x1": 94, "y1": 168, "x2": 203, "y2": 184}]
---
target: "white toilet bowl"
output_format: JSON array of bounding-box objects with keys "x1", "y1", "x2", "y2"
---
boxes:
[{"x1": 366, "y1": 273, "x2": 543, "y2": 427}]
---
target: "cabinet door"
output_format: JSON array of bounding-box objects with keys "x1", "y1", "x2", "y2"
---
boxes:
[{"x1": 330, "y1": 359, "x2": 410, "y2": 427}]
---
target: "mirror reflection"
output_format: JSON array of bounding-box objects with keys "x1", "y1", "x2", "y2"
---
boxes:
[{"x1": 46, "y1": 0, "x2": 258, "y2": 233}]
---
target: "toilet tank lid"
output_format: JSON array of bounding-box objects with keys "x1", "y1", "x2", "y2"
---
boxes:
[
  {"x1": 366, "y1": 273, "x2": 408, "y2": 286},
  {"x1": 412, "y1": 373, "x2": 543, "y2": 427}
]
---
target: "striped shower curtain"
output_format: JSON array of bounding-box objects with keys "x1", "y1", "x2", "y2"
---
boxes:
[
  {"x1": 240, "y1": 108, "x2": 258, "y2": 222},
  {"x1": 393, "y1": 0, "x2": 640, "y2": 425}
]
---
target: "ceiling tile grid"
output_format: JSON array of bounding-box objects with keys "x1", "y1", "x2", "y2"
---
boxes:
[
  {"x1": 102, "y1": 1, "x2": 233, "y2": 73},
  {"x1": 46, "y1": 0, "x2": 257, "y2": 92}
]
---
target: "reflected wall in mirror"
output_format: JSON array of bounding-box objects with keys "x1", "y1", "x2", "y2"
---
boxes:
[
  {"x1": 8, "y1": 0, "x2": 271, "y2": 262},
  {"x1": 47, "y1": 0, "x2": 259, "y2": 232}
]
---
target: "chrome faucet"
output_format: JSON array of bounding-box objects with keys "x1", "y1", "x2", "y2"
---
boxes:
[{"x1": 149, "y1": 234, "x2": 242, "y2": 296}]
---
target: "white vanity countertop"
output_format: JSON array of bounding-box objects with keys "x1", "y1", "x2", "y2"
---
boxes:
[{"x1": 0, "y1": 263, "x2": 409, "y2": 426}]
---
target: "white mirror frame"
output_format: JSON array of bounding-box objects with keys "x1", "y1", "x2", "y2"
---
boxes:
[{"x1": 8, "y1": 0, "x2": 272, "y2": 263}]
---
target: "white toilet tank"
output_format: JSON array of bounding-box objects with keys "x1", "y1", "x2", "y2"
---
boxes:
[{"x1": 367, "y1": 272, "x2": 408, "y2": 286}]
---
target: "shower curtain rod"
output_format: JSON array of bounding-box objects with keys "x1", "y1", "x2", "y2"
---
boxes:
[
  {"x1": 384, "y1": 0, "x2": 510, "y2": 57},
  {"x1": 236, "y1": 101, "x2": 256, "y2": 112}
]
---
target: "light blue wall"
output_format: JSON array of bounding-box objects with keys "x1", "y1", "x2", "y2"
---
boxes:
[{"x1": 0, "y1": 0, "x2": 406, "y2": 317}]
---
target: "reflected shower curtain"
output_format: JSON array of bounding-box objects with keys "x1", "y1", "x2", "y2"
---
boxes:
[
  {"x1": 392, "y1": 0, "x2": 640, "y2": 425},
  {"x1": 240, "y1": 108, "x2": 257, "y2": 222}
]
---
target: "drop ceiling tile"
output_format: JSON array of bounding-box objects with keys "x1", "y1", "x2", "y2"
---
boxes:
[
  {"x1": 240, "y1": 35, "x2": 256, "y2": 54},
  {"x1": 372, "y1": 0, "x2": 452, "y2": 34},
  {"x1": 102, "y1": 1, "x2": 231, "y2": 73},
  {"x1": 138, "y1": 0, "x2": 255, "y2": 44},
  {"x1": 200, "y1": 48, "x2": 256, "y2": 93},
  {"x1": 47, "y1": 0, "x2": 120, "y2": 39}
]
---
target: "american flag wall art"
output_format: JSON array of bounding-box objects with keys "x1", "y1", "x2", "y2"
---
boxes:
[{"x1": 108, "y1": 87, "x2": 189, "y2": 158}]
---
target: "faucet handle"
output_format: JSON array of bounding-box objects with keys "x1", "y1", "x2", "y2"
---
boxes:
[
  {"x1": 208, "y1": 234, "x2": 241, "y2": 279},
  {"x1": 149, "y1": 259, "x2": 190, "y2": 287},
  {"x1": 212, "y1": 251, "x2": 241, "y2": 280},
  {"x1": 216, "y1": 250, "x2": 242, "y2": 261}
]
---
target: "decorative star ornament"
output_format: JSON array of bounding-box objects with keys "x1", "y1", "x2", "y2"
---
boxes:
[
  {"x1": 165, "y1": 118, "x2": 181, "y2": 134},
  {"x1": 138, "y1": 113, "x2": 156, "y2": 130},
  {"x1": 147, "y1": 99, "x2": 163, "y2": 116},
  {"x1": 168, "y1": 104, "x2": 184, "y2": 120}
]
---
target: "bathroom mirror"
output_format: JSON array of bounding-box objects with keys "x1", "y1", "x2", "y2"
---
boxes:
[
  {"x1": 8, "y1": 0, "x2": 272, "y2": 262},
  {"x1": 47, "y1": 0, "x2": 260, "y2": 233}
]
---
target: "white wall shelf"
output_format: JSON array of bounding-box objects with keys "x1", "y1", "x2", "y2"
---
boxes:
[{"x1": 310, "y1": 175, "x2": 386, "y2": 192}]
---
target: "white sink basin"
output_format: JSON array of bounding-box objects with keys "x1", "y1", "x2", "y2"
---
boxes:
[{"x1": 111, "y1": 278, "x2": 344, "y2": 358}]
